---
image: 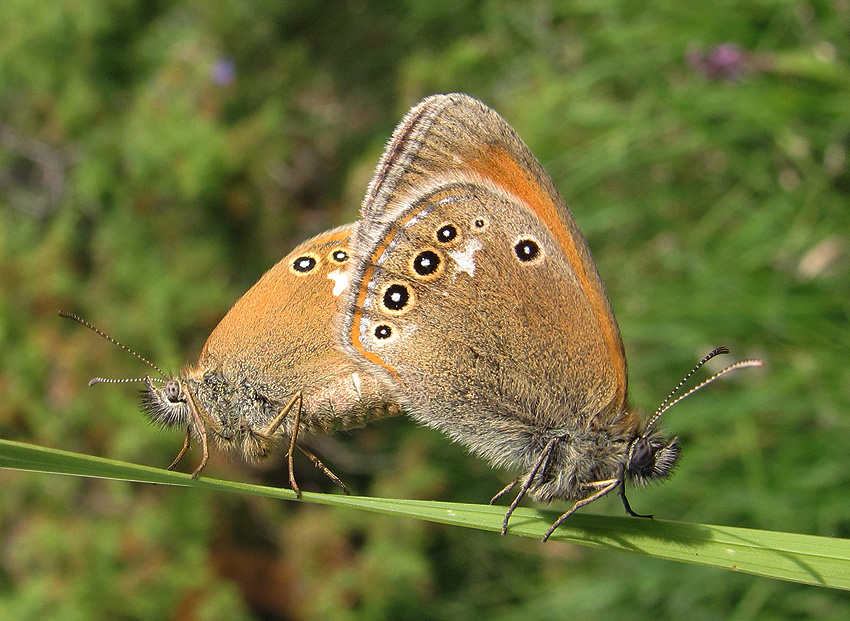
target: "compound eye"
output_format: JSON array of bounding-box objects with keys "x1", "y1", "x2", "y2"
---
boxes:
[
  {"x1": 630, "y1": 438, "x2": 653, "y2": 470},
  {"x1": 164, "y1": 380, "x2": 181, "y2": 402}
]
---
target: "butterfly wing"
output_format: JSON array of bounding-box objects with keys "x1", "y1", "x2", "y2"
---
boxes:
[
  {"x1": 340, "y1": 94, "x2": 628, "y2": 469},
  {"x1": 199, "y1": 224, "x2": 395, "y2": 435}
]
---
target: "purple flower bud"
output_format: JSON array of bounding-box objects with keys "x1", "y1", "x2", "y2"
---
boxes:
[
  {"x1": 211, "y1": 58, "x2": 236, "y2": 86},
  {"x1": 688, "y1": 43, "x2": 746, "y2": 81}
]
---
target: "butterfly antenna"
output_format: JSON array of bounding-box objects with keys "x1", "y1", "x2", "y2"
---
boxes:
[
  {"x1": 652, "y1": 347, "x2": 729, "y2": 418},
  {"x1": 59, "y1": 311, "x2": 168, "y2": 384},
  {"x1": 643, "y1": 347, "x2": 763, "y2": 434}
]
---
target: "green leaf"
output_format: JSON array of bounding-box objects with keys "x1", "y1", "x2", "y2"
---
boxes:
[{"x1": 2, "y1": 438, "x2": 848, "y2": 591}]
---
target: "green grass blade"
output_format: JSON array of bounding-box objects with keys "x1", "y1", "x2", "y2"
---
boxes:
[{"x1": 2, "y1": 438, "x2": 848, "y2": 590}]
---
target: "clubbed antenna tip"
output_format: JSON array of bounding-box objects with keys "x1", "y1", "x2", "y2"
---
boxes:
[{"x1": 644, "y1": 348, "x2": 763, "y2": 434}]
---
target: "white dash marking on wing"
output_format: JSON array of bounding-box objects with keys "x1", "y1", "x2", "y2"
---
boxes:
[
  {"x1": 448, "y1": 238, "x2": 482, "y2": 277},
  {"x1": 328, "y1": 269, "x2": 349, "y2": 296}
]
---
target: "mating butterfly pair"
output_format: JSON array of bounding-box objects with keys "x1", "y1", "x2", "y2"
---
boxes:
[{"x1": 68, "y1": 94, "x2": 761, "y2": 540}]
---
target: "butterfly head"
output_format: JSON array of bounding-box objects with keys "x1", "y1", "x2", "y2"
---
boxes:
[
  {"x1": 141, "y1": 374, "x2": 198, "y2": 431},
  {"x1": 623, "y1": 427, "x2": 680, "y2": 487}
]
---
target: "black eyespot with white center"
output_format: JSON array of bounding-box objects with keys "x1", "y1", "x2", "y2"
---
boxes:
[
  {"x1": 331, "y1": 249, "x2": 348, "y2": 263},
  {"x1": 514, "y1": 238, "x2": 542, "y2": 263},
  {"x1": 413, "y1": 250, "x2": 440, "y2": 276},
  {"x1": 292, "y1": 255, "x2": 317, "y2": 273},
  {"x1": 375, "y1": 324, "x2": 392, "y2": 340},
  {"x1": 474, "y1": 218, "x2": 486, "y2": 228},
  {"x1": 436, "y1": 224, "x2": 457, "y2": 243},
  {"x1": 383, "y1": 284, "x2": 410, "y2": 311}
]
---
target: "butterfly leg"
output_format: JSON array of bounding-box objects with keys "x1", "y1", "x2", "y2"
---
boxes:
[
  {"x1": 501, "y1": 437, "x2": 559, "y2": 536},
  {"x1": 490, "y1": 478, "x2": 519, "y2": 505},
  {"x1": 167, "y1": 427, "x2": 192, "y2": 470},
  {"x1": 618, "y1": 479, "x2": 652, "y2": 518},
  {"x1": 180, "y1": 392, "x2": 209, "y2": 479},
  {"x1": 280, "y1": 393, "x2": 304, "y2": 498},
  {"x1": 262, "y1": 392, "x2": 302, "y2": 437},
  {"x1": 540, "y1": 478, "x2": 620, "y2": 542},
  {"x1": 250, "y1": 392, "x2": 305, "y2": 496},
  {"x1": 297, "y1": 445, "x2": 351, "y2": 495}
]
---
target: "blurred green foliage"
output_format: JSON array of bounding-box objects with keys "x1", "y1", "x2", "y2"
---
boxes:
[{"x1": 1, "y1": 0, "x2": 849, "y2": 619}]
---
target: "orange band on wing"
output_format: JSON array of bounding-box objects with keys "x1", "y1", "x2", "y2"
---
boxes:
[
  {"x1": 468, "y1": 146, "x2": 627, "y2": 408},
  {"x1": 349, "y1": 205, "x2": 430, "y2": 383},
  {"x1": 314, "y1": 229, "x2": 352, "y2": 248},
  {"x1": 349, "y1": 226, "x2": 410, "y2": 383}
]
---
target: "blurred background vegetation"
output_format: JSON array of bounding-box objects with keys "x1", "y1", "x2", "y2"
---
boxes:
[{"x1": 1, "y1": 0, "x2": 849, "y2": 619}]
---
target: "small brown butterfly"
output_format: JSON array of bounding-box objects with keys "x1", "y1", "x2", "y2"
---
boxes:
[{"x1": 64, "y1": 224, "x2": 400, "y2": 494}]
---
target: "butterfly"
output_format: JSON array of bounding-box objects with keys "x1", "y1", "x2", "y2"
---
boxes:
[
  {"x1": 338, "y1": 93, "x2": 762, "y2": 540},
  {"x1": 64, "y1": 224, "x2": 401, "y2": 494}
]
